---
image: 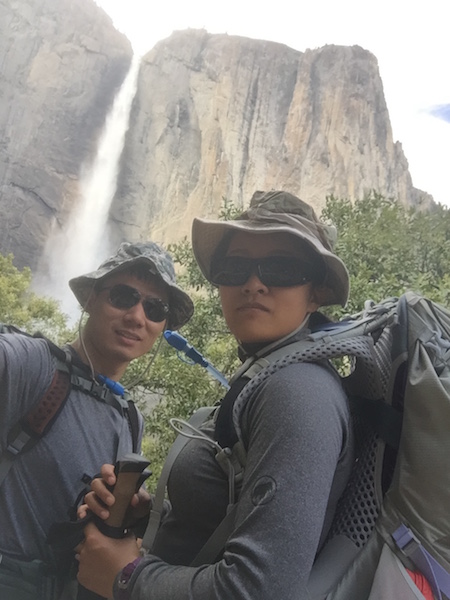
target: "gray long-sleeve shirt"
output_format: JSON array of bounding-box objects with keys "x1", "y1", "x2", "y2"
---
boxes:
[
  {"x1": 0, "y1": 332, "x2": 142, "y2": 565},
  {"x1": 119, "y1": 355, "x2": 354, "y2": 600}
]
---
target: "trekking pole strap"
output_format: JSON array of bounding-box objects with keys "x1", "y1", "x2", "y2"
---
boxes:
[{"x1": 393, "y1": 524, "x2": 450, "y2": 600}]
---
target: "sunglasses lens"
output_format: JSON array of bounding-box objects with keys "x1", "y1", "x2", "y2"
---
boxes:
[
  {"x1": 210, "y1": 256, "x2": 314, "y2": 287},
  {"x1": 107, "y1": 284, "x2": 169, "y2": 322},
  {"x1": 210, "y1": 257, "x2": 252, "y2": 286},
  {"x1": 108, "y1": 284, "x2": 140, "y2": 309},
  {"x1": 259, "y1": 257, "x2": 312, "y2": 286},
  {"x1": 142, "y1": 298, "x2": 169, "y2": 322}
]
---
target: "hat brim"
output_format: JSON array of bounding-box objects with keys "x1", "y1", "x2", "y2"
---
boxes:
[{"x1": 192, "y1": 218, "x2": 349, "y2": 307}]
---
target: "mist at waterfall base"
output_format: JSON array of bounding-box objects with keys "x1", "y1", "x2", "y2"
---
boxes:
[{"x1": 34, "y1": 56, "x2": 140, "y2": 324}]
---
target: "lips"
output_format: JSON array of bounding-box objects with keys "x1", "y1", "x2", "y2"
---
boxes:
[
  {"x1": 116, "y1": 329, "x2": 141, "y2": 342},
  {"x1": 237, "y1": 302, "x2": 270, "y2": 312}
]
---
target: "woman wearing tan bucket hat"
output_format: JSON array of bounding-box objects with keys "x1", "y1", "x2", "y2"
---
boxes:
[{"x1": 77, "y1": 191, "x2": 354, "y2": 600}]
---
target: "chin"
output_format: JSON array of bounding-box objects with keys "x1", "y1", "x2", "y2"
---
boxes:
[{"x1": 237, "y1": 332, "x2": 276, "y2": 345}]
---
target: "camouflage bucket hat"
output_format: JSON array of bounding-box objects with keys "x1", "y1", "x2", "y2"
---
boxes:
[
  {"x1": 69, "y1": 242, "x2": 194, "y2": 330},
  {"x1": 192, "y1": 190, "x2": 350, "y2": 307}
]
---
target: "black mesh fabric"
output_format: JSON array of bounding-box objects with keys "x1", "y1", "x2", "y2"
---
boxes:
[{"x1": 328, "y1": 326, "x2": 394, "y2": 546}]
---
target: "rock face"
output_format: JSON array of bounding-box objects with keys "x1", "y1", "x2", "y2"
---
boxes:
[
  {"x1": 0, "y1": 18, "x2": 433, "y2": 272},
  {"x1": 110, "y1": 30, "x2": 431, "y2": 246},
  {"x1": 0, "y1": 0, "x2": 132, "y2": 268}
]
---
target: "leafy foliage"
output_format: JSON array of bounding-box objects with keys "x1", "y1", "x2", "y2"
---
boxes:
[
  {"x1": 0, "y1": 253, "x2": 74, "y2": 343},
  {"x1": 3, "y1": 194, "x2": 450, "y2": 480},
  {"x1": 322, "y1": 192, "x2": 450, "y2": 320},
  {"x1": 133, "y1": 193, "x2": 450, "y2": 478}
]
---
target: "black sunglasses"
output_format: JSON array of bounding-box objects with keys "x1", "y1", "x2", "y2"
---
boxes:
[
  {"x1": 210, "y1": 256, "x2": 318, "y2": 287},
  {"x1": 98, "y1": 283, "x2": 169, "y2": 322}
]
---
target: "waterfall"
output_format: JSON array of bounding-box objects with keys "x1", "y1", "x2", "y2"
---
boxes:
[{"x1": 35, "y1": 55, "x2": 140, "y2": 322}]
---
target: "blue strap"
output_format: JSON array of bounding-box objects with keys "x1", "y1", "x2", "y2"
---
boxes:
[{"x1": 393, "y1": 524, "x2": 450, "y2": 600}]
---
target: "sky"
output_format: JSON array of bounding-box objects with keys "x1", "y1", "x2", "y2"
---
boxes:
[{"x1": 95, "y1": 0, "x2": 450, "y2": 207}]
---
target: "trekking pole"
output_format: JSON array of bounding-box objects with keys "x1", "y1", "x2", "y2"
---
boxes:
[
  {"x1": 164, "y1": 330, "x2": 230, "y2": 389},
  {"x1": 77, "y1": 453, "x2": 151, "y2": 600}
]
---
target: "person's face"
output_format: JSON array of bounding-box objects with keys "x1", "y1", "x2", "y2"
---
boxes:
[
  {"x1": 218, "y1": 231, "x2": 320, "y2": 344},
  {"x1": 83, "y1": 271, "x2": 168, "y2": 376}
]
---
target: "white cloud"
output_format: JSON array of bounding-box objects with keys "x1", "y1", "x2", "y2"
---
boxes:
[{"x1": 95, "y1": 0, "x2": 450, "y2": 206}]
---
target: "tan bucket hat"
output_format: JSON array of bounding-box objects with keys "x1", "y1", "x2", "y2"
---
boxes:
[
  {"x1": 192, "y1": 190, "x2": 349, "y2": 307},
  {"x1": 69, "y1": 242, "x2": 194, "y2": 330}
]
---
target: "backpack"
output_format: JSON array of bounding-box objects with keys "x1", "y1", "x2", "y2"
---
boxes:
[
  {"x1": 0, "y1": 324, "x2": 140, "y2": 488},
  {"x1": 144, "y1": 291, "x2": 450, "y2": 600}
]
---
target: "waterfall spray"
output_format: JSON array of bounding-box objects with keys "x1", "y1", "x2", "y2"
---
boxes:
[{"x1": 35, "y1": 55, "x2": 140, "y2": 321}]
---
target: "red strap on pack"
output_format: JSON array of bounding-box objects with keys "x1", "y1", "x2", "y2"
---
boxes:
[
  {"x1": 407, "y1": 569, "x2": 434, "y2": 600},
  {"x1": 23, "y1": 369, "x2": 71, "y2": 436}
]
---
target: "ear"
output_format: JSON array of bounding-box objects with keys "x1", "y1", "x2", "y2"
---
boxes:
[
  {"x1": 308, "y1": 285, "x2": 325, "y2": 312},
  {"x1": 83, "y1": 288, "x2": 99, "y2": 314}
]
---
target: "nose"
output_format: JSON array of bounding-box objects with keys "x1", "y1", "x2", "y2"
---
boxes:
[
  {"x1": 242, "y1": 272, "x2": 267, "y2": 294},
  {"x1": 123, "y1": 299, "x2": 146, "y2": 325}
]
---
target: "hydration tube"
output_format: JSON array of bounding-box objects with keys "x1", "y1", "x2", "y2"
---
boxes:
[
  {"x1": 164, "y1": 331, "x2": 230, "y2": 389},
  {"x1": 96, "y1": 374, "x2": 126, "y2": 396}
]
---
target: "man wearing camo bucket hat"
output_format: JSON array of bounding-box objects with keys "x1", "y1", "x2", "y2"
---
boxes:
[
  {"x1": 75, "y1": 192, "x2": 355, "y2": 600},
  {"x1": 0, "y1": 241, "x2": 193, "y2": 599}
]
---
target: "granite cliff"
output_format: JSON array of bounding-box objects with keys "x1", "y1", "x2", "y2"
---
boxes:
[
  {"x1": 0, "y1": 6, "x2": 432, "y2": 272},
  {"x1": 110, "y1": 30, "x2": 430, "y2": 247},
  {"x1": 0, "y1": 0, "x2": 132, "y2": 268}
]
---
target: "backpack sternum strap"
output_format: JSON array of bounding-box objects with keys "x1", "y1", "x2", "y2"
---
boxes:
[
  {"x1": 69, "y1": 368, "x2": 139, "y2": 453},
  {"x1": 69, "y1": 369, "x2": 130, "y2": 412}
]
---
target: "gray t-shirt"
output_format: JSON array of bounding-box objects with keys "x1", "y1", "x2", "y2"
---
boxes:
[
  {"x1": 0, "y1": 332, "x2": 142, "y2": 565},
  {"x1": 121, "y1": 354, "x2": 354, "y2": 599}
]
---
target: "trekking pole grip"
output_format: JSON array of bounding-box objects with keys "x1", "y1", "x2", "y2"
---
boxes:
[
  {"x1": 77, "y1": 453, "x2": 151, "y2": 600},
  {"x1": 104, "y1": 454, "x2": 151, "y2": 529}
]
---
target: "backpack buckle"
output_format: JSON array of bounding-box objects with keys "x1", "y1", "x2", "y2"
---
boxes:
[
  {"x1": 392, "y1": 524, "x2": 420, "y2": 557},
  {"x1": 90, "y1": 382, "x2": 109, "y2": 401}
]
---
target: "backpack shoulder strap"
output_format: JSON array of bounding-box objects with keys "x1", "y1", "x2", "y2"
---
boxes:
[
  {"x1": 60, "y1": 343, "x2": 140, "y2": 453},
  {"x1": 126, "y1": 399, "x2": 140, "y2": 454},
  {"x1": 214, "y1": 330, "x2": 359, "y2": 450},
  {"x1": 0, "y1": 330, "x2": 140, "y2": 486},
  {"x1": 215, "y1": 336, "x2": 329, "y2": 449},
  {"x1": 0, "y1": 357, "x2": 71, "y2": 487},
  {"x1": 141, "y1": 406, "x2": 216, "y2": 551}
]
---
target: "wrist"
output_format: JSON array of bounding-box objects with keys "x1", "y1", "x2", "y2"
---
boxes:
[{"x1": 116, "y1": 556, "x2": 142, "y2": 600}]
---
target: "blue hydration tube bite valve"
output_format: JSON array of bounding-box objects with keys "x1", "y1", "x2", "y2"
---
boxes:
[
  {"x1": 163, "y1": 331, "x2": 230, "y2": 389},
  {"x1": 96, "y1": 374, "x2": 125, "y2": 396}
]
